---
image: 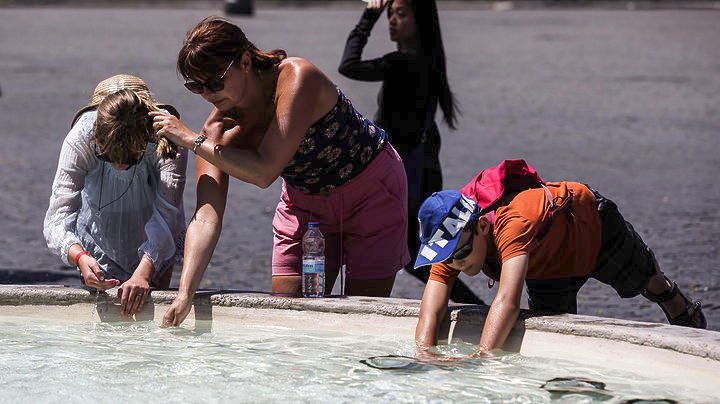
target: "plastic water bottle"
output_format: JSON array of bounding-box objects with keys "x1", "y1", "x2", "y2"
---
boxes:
[{"x1": 302, "y1": 222, "x2": 325, "y2": 298}]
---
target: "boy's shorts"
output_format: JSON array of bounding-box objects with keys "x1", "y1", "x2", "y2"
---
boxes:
[
  {"x1": 526, "y1": 187, "x2": 657, "y2": 313},
  {"x1": 589, "y1": 187, "x2": 657, "y2": 298},
  {"x1": 272, "y1": 144, "x2": 410, "y2": 280}
]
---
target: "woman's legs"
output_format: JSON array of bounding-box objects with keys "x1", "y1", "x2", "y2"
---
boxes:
[
  {"x1": 271, "y1": 267, "x2": 340, "y2": 296},
  {"x1": 156, "y1": 265, "x2": 173, "y2": 289},
  {"x1": 346, "y1": 274, "x2": 397, "y2": 297},
  {"x1": 397, "y1": 140, "x2": 484, "y2": 305}
]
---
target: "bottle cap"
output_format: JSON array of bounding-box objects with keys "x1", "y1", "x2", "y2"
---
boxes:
[{"x1": 308, "y1": 222, "x2": 320, "y2": 228}]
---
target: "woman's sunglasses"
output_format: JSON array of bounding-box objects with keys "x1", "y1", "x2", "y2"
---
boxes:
[{"x1": 184, "y1": 59, "x2": 235, "y2": 94}]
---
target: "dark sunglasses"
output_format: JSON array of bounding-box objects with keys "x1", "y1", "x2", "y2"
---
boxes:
[
  {"x1": 184, "y1": 59, "x2": 235, "y2": 94},
  {"x1": 442, "y1": 219, "x2": 479, "y2": 264}
]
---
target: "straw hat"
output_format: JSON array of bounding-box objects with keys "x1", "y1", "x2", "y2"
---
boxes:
[{"x1": 71, "y1": 74, "x2": 178, "y2": 127}]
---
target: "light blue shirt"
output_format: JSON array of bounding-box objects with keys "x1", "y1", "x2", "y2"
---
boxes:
[{"x1": 43, "y1": 111, "x2": 187, "y2": 281}]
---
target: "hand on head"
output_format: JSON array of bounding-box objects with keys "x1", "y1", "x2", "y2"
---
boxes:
[{"x1": 149, "y1": 111, "x2": 194, "y2": 149}]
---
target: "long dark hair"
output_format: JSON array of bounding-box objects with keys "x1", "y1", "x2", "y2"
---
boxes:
[{"x1": 405, "y1": 0, "x2": 459, "y2": 129}]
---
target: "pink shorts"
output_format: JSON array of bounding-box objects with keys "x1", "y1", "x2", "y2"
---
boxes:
[{"x1": 272, "y1": 144, "x2": 409, "y2": 280}]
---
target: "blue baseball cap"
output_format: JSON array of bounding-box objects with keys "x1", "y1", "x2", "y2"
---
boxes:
[{"x1": 414, "y1": 190, "x2": 479, "y2": 269}]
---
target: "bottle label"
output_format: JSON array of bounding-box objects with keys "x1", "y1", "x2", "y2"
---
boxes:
[{"x1": 302, "y1": 258, "x2": 325, "y2": 274}]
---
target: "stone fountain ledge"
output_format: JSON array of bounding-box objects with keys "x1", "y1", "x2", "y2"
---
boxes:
[
  {"x1": 1, "y1": 285, "x2": 719, "y2": 362},
  {"x1": 0, "y1": 284, "x2": 423, "y2": 317},
  {"x1": 451, "y1": 305, "x2": 720, "y2": 362}
]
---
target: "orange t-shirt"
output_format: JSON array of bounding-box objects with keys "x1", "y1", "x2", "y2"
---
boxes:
[{"x1": 429, "y1": 182, "x2": 602, "y2": 284}]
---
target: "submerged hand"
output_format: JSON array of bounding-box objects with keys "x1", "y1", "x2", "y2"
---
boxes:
[
  {"x1": 161, "y1": 294, "x2": 193, "y2": 327},
  {"x1": 469, "y1": 347, "x2": 492, "y2": 359},
  {"x1": 415, "y1": 348, "x2": 463, "y2": 365},
  {"x1": 78, "y1": 255, "x2": 120, "y2": 290},
  {"x1": 118, "y1": 275, "x2": 151, "y2": 316},
  {"x1": 149, "y1": 111, "x2": 194, "y2": 149}
]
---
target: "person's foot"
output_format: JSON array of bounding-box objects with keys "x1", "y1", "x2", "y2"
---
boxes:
[{"x1": 642, "y1": 277, "x2": 707, "y2": 329}]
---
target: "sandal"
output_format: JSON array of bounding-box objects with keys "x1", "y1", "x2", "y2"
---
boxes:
[{"x1": 642, "y1": 278, "x2": 707, "y2": 329}]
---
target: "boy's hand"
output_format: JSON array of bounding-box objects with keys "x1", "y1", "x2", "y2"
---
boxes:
[
  {"x1": 416, "y1": 349, "x2": 463, "y2": 364},
  {"x1": 469, "y1": 347, "x2": 492, "y2": 359},
  {"x1": 78, "y1": 255, "x2": 120, "y2": 290}
]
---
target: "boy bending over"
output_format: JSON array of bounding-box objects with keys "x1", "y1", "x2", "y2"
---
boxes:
[{"x1": 414, "y1": 160, "x2": 706, "y2": 357}]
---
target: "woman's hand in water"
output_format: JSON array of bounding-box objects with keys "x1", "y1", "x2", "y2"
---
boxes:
[
  {"x1": 149, "y1": 111, "x2": 196, "y2": 149},
  {"x1": 161, "y1": 293, "x2": 193, "y2": 327},
  {"x1": 366, "y1": 0, "x2": 389, "y2": 11},
  {"x1": 78, "y1": 254, "x2": 120, "y2": 290},
  {"x1": 118, "y1": 274, "x2": 151, "y2": 316}
]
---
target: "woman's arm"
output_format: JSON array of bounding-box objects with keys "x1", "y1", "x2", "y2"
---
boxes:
[
  {"x1": 416, "y1": 279, "x2": 453, "y2": 351},
  {"x1": 475, "y1": 254, "x2": 529, "y2": 354},
  {"x1": 153, "y1": 59, "x2": 335, "y2": 189},
  {"x1": 162, "y1": 151, "x2": 229, "y2": 327},
  {"x1": 338, "y1": 7, "x2": 388, "y2": 81}
]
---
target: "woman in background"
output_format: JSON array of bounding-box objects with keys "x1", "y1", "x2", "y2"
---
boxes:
[{"x1": 339, "y1": 0, "x2": 482, "y2": 304}]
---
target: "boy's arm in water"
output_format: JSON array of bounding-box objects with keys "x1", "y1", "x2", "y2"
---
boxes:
[
  {"x1": 415, "y1": 278, "x2": 453, "y2": 354},
  {"x1": 474, "y1": 254, "x2": 529, "y2": 355}
]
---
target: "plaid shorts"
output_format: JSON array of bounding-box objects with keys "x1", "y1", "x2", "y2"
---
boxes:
[
  {"x1": 588, "y1": 188, "x2": 657, "y2": 298},
  {"x1": 526, "y1": 187, "x2": 657, "y2": 313}
]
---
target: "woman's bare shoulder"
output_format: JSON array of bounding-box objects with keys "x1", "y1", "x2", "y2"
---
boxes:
[
  {"x1": 278, "y1": 57, "x2": 333, "y2": 90},
  {"x1": 276, "y1": 57, "x2": 337, "y2": 111}
]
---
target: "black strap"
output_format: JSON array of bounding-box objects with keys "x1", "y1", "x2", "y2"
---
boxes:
[{"x1": 534, "y1": 186, "x2": 574, "y2": 243}]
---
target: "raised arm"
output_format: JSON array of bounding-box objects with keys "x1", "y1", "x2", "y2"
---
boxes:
[
  {"x1": 475, "y1": 254, "x2": 529, "y2": 354},
  {"x1": 162, "y1": 144, "x2": 229, "y2": 327},
  {"x1": 338, "y1": 7, "x2": 388, "y2": 81}
]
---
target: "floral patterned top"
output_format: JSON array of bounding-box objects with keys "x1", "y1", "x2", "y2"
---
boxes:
[{"x1": 281, "y1": 88, "x2": 388, "y2": 194}]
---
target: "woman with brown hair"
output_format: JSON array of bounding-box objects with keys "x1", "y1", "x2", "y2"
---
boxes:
[
  {"x1": 44, "y1": 75, "x2": 187, "y2": 316},
  {"x1": 153, "y1": 17, "x2": 409, "y2": 326}
]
